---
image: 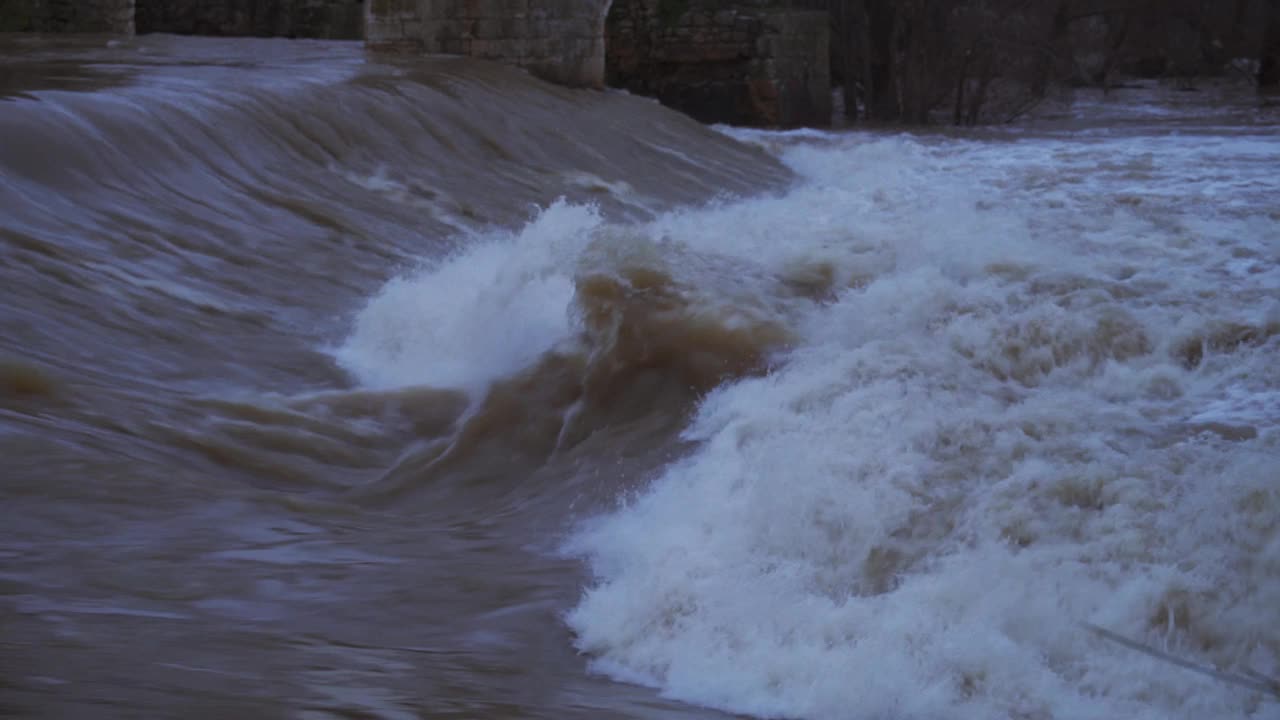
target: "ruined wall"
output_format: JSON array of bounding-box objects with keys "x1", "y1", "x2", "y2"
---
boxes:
[
  {"x1": 0, "y1": 0, "x2": 134, "y2": 33},
  {"x1": 134, "y1": 0, "x2": 363, "y2": 38},
  {"x1": 365, "y1": 0, "x2": 609, "y2": 87},
  {"x1": 606, "y1": 0, "x2": 830, "y2": 127}
]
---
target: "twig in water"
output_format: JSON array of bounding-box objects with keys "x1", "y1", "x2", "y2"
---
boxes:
[{"x1": 1084, "y1": 623, "x2": 1280, "y2": 699}]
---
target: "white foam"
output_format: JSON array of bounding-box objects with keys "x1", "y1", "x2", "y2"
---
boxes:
[
  {"x1": 567, "y1": 128, "x2": 1280, "y2": 719},
  {"x1": 335, "y1": 200, "x2": 600, "y2": 391}
]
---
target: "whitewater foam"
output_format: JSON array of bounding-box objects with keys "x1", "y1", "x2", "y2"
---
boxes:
[
  {"x1": 332, "y1": 115, "x2": 1278, "y2": 720},
  {"x1": 564, "y1": 127, "x2": 1280, "y2": 720},
  {"x1": 335, "y1": 201, "x2": 600, "y2": 392}
]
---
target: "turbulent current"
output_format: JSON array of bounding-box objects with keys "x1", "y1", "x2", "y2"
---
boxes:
[{"x1": 2, "y1": 35, "x2": 1278, "y2": 720}]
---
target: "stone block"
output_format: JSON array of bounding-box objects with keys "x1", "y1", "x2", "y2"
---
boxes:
[
  {"x1": 466, "y1": 17, "x2": 492, "y2": 37},
  {"x1": 506, "y1": 36, "x2": 530, "y2": 56},
  {"x1": 604, "y1": 1, "x2": 829, "y2": 126},
  {"x1": 754, "y1": 34, "x2": 775, "y2": 58},
  {"x1": 497, "y1": 16, "x2": 524, "y2": 35}
]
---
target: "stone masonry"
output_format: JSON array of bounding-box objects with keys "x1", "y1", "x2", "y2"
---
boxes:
[
  {"x1": 2, "y1": 0, "x2": 834, "y2": 126},
  {"x1": 365, "y1": 0, "x2": 609, "y2": 88},
  {"x1": 606, "y1": 0, "x2": 830, "y2": 127},
  {"x1": 0, "y1": 0, "x2": 135, "y2": 33},
  {"x1": 134, "y1": 0, "x2": 363, "y2": 38}
]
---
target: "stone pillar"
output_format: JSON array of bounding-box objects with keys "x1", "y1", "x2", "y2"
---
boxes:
[
  {"x1": 606, "y1": 0, "x2": 831, "y2": 127},
  {"x1": 366, "y1": 0, "x2": 611, "y2": 88}
]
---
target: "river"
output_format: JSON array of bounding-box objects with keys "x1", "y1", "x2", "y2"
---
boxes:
[{"x1": 2, "y1": 34, "x2": 1277, "y2": 720}]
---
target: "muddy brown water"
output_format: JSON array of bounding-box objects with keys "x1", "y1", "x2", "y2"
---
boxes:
[{"x1": 3, "y1": 34, "x2": 1278, "y2": 720}]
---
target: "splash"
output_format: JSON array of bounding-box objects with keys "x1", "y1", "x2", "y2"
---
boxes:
[
  {"x1": 565, "y1": 128, "x2": 1280, "y2": 720},
  {"x1": 335, "y1": 201, "x2": 600, "y2": 392}
]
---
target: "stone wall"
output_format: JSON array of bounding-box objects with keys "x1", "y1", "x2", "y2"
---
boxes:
[
  {"x1": 1261, "y1": 1, "x2": 1280, "y2": 89},
  {"x1": 2, "y1": 0, "x2": 835, "y2": 127},
  {"x1": 0, "y1": 0, "x2": 134, "y2": 33},
  {"x1": 606, "y1": 0, "x2": 830, "y2": 127},
  {"x1": 365, "y1": 0, "x2": 609, "y2": 87},
  {"x1": 134, "y1": 0, "x2": 363, "y2": 39}
]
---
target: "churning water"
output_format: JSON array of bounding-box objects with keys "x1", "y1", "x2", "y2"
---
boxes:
[{"x1": 1, "y1": 35, "x2": 1277, "y2": 720}]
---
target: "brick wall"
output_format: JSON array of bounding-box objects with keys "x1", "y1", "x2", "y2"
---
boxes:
[{"x1": 365, "y1": 0, "x2": 609, "y2": 87}]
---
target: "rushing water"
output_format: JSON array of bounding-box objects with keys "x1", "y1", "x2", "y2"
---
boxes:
[{"x1": 2, "y1": 35, "x2": 1278, "y2": 720}]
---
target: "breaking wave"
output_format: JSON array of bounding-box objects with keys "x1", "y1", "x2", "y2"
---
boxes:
[{"x1": 3, "y1": 35, "x2": 1277, "y2": 720}]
